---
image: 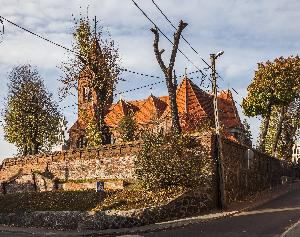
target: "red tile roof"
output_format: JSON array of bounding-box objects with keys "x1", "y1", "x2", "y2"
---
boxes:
[
  {"x1": 71, "y1": 77, "x2": 243, "y2": 134},
  {"x1": 134, "y1": 95, "x2": 167, "y2": 124},
  {"x1": 105, "y1": 99, "x2": 139, "y2": 127}
]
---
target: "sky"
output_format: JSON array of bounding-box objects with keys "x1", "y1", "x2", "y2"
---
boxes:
[{"x1": 0, "y1": 0, "x2": 299, "y2": 161}]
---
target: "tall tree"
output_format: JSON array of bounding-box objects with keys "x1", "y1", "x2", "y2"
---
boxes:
[
  {"x1": 3, "y1": 64, "x2": 62, "y2": 155},
  {"x1": 242, "y1": 119, "x2": 252, "y2": 142},
  {"x1": 264, "y1": 99, "x2": 300, "y2": 160},
  {"x1": 60, "y1": 16, "x2": 120, "y2": 145},
  {"x1": 242, "y1": 56, "x2": 300, "y2": 151},
  {"x1": 151, "y1": 20, "x2": 187, "y2": 134}
]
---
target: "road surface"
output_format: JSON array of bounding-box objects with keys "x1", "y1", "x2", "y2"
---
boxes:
[{"x1": 141, "y1": 188, "x2": 300, "y2": 237}]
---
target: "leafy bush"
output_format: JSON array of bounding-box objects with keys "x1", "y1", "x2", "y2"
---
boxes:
[
  {"x1": 135, "y1": 132, "x2": 211, "y2": 189},
  {"x1": 118, "y1": 112, "x2": 137, "y2": 142}
]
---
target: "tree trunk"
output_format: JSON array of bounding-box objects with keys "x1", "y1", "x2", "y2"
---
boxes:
[
  {"x1": 166, "y1": 77, "x2": 181, "y2": 133},
  {"x1": 32, "y1": 126, "x2": 39, "y2": 155},
  {"x1": 150, "y1": 20, "x2": 187, "y2": 134},
  {"x1": 95, "y1": 91, "x2": 111, "y2": 145},
  {"x1": 23, "y1": 144, "x2": 28, "y2": 156},
  {"x1": 27, "y1": 142, "x2": 33, "y2": 155},
  {"x1": 33, "y1": 142, "x2": 40, "y2": 155},
  {"x1": 258, "y1": 101, "x2": 272, "y2": 151},
  {"x1": 272, "y1": 106, "x2": 285, "y2": 156}
]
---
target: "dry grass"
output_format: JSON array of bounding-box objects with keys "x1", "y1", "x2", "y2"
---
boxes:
[
  {"x1": 0, "y1": 186, "x2": 185, "y2": 213},
  {"x1": 93, "y1": 186, "x2": 185, "y2": 211}
]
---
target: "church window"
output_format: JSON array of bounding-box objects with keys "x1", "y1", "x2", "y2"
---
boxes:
[{"x1": 83, "y1": 87, "x2": 92, "y2": 102}]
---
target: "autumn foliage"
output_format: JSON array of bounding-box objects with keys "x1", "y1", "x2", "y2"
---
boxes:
[
  {"x1": 3, "y1": 64, "x2": 62, "y2": 155},
  {"x1": 243, "y1": 56, "x2": 300, "y2": 154},
  {"x1": 135, "y1": 132, "x2": 211, "y2": 189}
]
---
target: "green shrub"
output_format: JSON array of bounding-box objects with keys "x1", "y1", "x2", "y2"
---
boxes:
[
  {"x1": 135, "y1": 132, "x2": 211, "y2": 189},
  {"x1": 118, "y1": 112, "x2": 138, "y2": 142}
]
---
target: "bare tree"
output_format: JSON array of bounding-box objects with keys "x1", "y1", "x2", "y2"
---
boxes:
[{"x1": 150, "y1": 20, "x2": 188, "y2": 134}]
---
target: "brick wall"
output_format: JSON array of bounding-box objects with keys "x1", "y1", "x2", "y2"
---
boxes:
[
  {"x1": 0, "y1": 134, "x2": 297, "y2": 201},
  {"x1": 0, "y1": 142, "x2": 141, "y2": 193}
]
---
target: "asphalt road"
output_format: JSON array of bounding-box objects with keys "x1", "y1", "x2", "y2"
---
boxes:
[
  {"x1": 1, "y1": 188, "x2": 299, "y2": 237},
  {"x1": 140, "y1": 188, "x2": 300, "y2": 237}
]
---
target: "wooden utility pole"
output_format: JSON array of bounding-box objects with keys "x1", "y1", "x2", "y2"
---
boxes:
[
  {"x1": 210, "y1": 52, "x2": 226, "y2": 209},
  {"x1": 0, "y1": 18, "x2": 4, "y2": 43}
]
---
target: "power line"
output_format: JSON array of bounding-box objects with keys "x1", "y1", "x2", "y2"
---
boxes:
[
  {"x1": 151, "y1": 0, "x2": 224, "y2": 81},
  {"x1": 1, "y1": 14, "x2": 231, "y2": 104},
  {"x1": 120, "y1": 68, "x2": 161, "y2": 79},
  {"x1": 1, "y1": 14, "x2": 211, "y2": 88},
  {"x1": 114, "y1": 79, "x2": 165, "y2": 96},
  {"x1": 0, "y1": 15, "x2": 76, "y2": 54},
  {"x1": 0, "y1": 15, "x2": 187, "y2": 84},
  {"x1": 150, "y1": 0, "x2": 247, "y2": 105},
  {"x1": 130, "y1": 0, "x2": 207, "y2": 77},
  {"x1": 120, "y1": 68, "x2": 205, "y2": 80},
  {"x1": 61, "y1": 104, "x2": 77, "y2": 109},
  {"x1": 115, "y1": 72, "x2": 208, "y2": 97}
]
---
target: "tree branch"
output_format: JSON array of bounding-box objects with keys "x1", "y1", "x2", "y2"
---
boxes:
[
  {"x1": 150, "y1": 27, "x2": 168, "y2": 74},
  {"x1": 169, "y1": 20, "x2": 188, "y2": 74}
]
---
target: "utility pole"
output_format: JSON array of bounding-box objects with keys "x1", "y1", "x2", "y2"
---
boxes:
[
  {"x1": 210, "y1": 51, "x2": 226, "y2": 209},
  {"x1": 0, "y1": 18, "x2": 4, "y2": 43}
]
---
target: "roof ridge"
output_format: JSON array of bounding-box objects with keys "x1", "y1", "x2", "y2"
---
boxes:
[{"x1": 182, "y1": 77, "x2": 203, "y2": 113}]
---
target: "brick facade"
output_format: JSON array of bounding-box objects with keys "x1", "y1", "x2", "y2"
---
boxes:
[{"x1": 0, "y1": 142, "x2": 141, "y2": 194}]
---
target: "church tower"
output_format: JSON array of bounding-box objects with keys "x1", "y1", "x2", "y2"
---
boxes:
[{"x1": 68, "y1": 37, "x2": 114, "y2": 148}]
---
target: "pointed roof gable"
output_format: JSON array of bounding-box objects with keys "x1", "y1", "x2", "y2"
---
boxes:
[
  {"x1": 89, "y1": 37, "x2": 102, "y2": 61},
  {"x1": 160, "y1": 77, "x2": 214, "y2": 119},
  {"x1": 218, "y1": 90, "x2": 242, "y2": 129},
  {"x1": 135, "y1": 95, "x2": 167, "y2": 124},
  {"x1": 105, "y1": 99, "x2": 138, "y2": 127}
]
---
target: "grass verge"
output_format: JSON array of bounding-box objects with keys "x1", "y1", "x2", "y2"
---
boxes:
[{"x1": 0, "y1": 186, "x2": 185, "y2": 213}]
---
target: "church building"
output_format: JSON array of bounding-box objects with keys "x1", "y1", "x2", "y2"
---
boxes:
[{"x1": 68, "y1": 72, "x2": 250, "y2": 148}]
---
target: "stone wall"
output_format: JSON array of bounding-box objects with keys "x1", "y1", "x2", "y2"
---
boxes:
[
  {"x1": 221, "y1": 138, "x2": 296, "y2": 204},
  {"x1": 0, "y1": 186, "x2": 216, "y2": 231},
  {"x1": 0, "y1": 133, "x2": 297, "y2": 201},
  {"x1": 0, "y1": 133, "x2": 299, "y2": 230},
  {"x1": 0, "y1": 142, "x2": 141, "y2": 194}
]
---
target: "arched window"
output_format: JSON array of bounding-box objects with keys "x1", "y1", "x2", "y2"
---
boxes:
[{"x1": 83, "y1": 87, "x2": 92, "y2": 102}]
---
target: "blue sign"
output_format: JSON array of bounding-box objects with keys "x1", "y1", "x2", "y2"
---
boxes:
[{"x1": 96, "y1": 181, "x2": 104, "y2": 193}]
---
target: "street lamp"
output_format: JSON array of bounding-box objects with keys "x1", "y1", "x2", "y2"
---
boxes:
[{"x1": 215, "y1": 50, "x2": 224, "y2": 59}]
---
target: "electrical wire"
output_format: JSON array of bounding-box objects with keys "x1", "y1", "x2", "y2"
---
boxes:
[
  {"x1": 150, "y1": 0, "x2": 224, "y2": 81},
  {"x1": 150, "y1": 0, "x2": 245, "y2": 107},
  {"x1": 0, "y1": 15, "x2": 76, "y2": 54},
  {"x1": 130, "y1": 0, "x2": 207, "y2": 77}
]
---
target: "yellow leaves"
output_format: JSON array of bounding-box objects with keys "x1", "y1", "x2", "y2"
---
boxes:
[
  {"x1": 135, "y1": 132, "x2": 211, "y2": 190},
  {"x1": 243, "y1": 56, "x2": 300, "y2": 117},
  {"x1": 93, "y1": 186, "x2": 185, "y2": 212},
  {"x1": 3, "y1": 64, "x2": 62, "y2": 155}
]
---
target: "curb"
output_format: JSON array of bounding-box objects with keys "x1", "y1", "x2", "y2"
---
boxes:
[
  {"x1": 0, "y1": 181, "x2": 299, "y2": 236},
  {"x1": 280, "y1": 219, "x2": 300, "y2": 237}
]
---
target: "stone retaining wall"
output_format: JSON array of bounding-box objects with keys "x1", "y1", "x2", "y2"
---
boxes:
[
  {"x1": 0, "y1": 142, "x2": 141, "y2": 194},
  {"x1": 221, "y1": 138, "x2": 298, "y2": 204},
  {"x1": 0, "y1": 187, "x2": 216, "y2": 231}
]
